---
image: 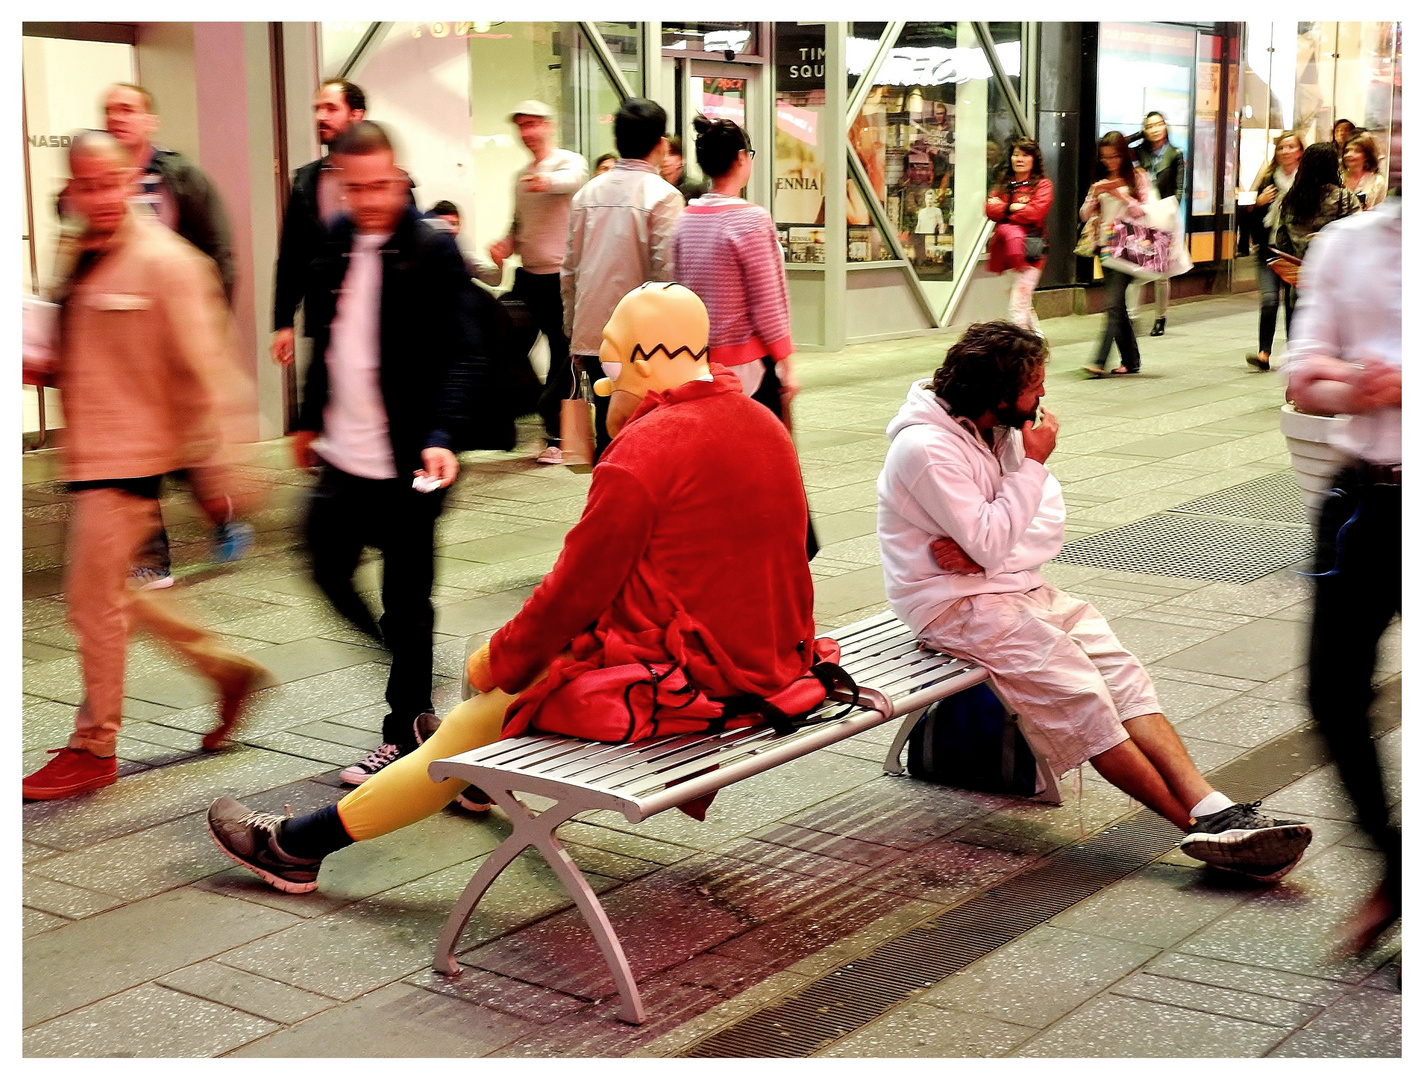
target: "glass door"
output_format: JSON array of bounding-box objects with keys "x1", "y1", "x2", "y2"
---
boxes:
[{"x1": 663, "y1": 55, "x2": 769, "y2": 209}]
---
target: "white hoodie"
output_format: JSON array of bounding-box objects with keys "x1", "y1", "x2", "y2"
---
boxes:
[{"x1": 876, "y1": 380, "x2": 1066, "y2": 636}]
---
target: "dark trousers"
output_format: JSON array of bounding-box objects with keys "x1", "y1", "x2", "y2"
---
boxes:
[
  {"x1": 748, "y1": 358, "x2": 819, "y2": 561},
  {"x1": 1092, "y1": 268, "x2": 1140, "y2": 372},
  {"x1": 1256, "y1": 258, "x2": 1296, "y2": 356},
  {"x1": 305, "y1": 464, "x2": 445, "y2": 748},
  {"x1": 510, "y1": 268, "x2": 573, "y2": 443},
  {"x1": 1307, "y1": 467, "x2": 1402, "y2": 905}
]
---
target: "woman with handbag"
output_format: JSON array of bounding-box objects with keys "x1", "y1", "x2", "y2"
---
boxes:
[
  {"x1": 985, "y1": 136, "x2": 1054, "y2": 334},
  {"x1": 1081, "y1": 131, "x2": 1152, "y2": 376},
  {"x1": 1245, "y1": 131, "x2": 1302, "y2": 372},
  {"x1": 1250, "y1": 142, "x2": 1362, "y2": 372}
]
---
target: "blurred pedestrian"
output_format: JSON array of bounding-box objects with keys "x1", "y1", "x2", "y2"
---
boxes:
[
  {"x1": 661, "y1": 134, "x2": 710, "y2": 202},
  {"x1": 1081, "y1": 131, "x2": 1152, "y2": 377},
  {"x1": 1130, "y1": 111, "x2": 1184, "y2": 336},
  {"x1": 1269, "y1": 142, "x2": 1362, "y2": 314},
  {"x1": 1284, "y1": 194, "x2": 1401, "y2": 955},
  {"x1": 1331, "y1": 118, "x2": 1357, "y2": 163},
  {"x1": 1341, "y1": 133, "x2": 1387, "y2": 210},
  {"x1": 562, "y1": 98, "x2": 684, "y2": 461},
  {"x1": 1245, "y1": 131, "x2": 1302, "y2": 372},
  {"x1": 294, "y1": 121, "x2": 500, "y2": 785},
  {"x1": 23, "y1": 133, "x2": 268, "y2": 800},
  {"x1": 984, "y1": 135, "x2": 1053, "y2": 334},
  {"x1": 103, "y1": 82, "x2": 245, "y2": 582},
  {"x1": 486, "y1": 101, "x2": 588, "y2": 465},
  {"x1": 271, "y1": 78, "x2": 366, "y2": 368},
  {"x1": 593, "y1": 152, "x2": 618, "y2": 176},
  {"x1": 425, "y1": 199, "x2": 500, "y2": 280}
]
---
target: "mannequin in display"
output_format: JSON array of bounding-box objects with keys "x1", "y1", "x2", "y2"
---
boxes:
[{"x1": 913, "y1": 188, "x2": 945, "y2": 263}]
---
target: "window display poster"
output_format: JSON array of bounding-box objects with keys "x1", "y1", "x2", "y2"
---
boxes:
[
  {"x1": 787, "y1": 227, "x2": 826, "y2": 265},
  {"x1": 774, "y1": 23, "x2": 827, "y2": 229},
  {"x1": 1097, "y1": 22, "x2": 1194, "y2": 170}
]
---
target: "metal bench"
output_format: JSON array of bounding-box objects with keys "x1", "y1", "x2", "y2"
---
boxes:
[{"x1": 427, "y1": 609, "x2": 1056, "y2": 1023}]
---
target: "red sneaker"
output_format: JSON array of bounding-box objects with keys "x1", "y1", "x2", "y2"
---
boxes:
[{"x1": 23, "y1": 747, "x2": 118, "y2": 800}]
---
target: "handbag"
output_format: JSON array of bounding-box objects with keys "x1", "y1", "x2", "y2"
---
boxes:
[
  {"x1": 1101, "y1": 218, "x2": 1172, "y2": 278},
  {"x1": 906, "y1": 683, "x2": 1042, "y2": 796},
  {"x1": 1073, "y1": 216, "x2": 1099, "y2": 257},
  {"x1": 559, "y1": 363, "x2": 595, "y2": 468}
]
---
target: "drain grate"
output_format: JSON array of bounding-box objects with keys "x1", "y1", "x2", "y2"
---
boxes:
[
  {"x1": 678, "y1": 711, "x2": 1353, "y2": 1058},
  {"x1": 1052, "y1": 515, "x2": 1311, "y2": 582},
  {"x1": 1171, "y1": 472, "x2": 1308, "y2": 526}
]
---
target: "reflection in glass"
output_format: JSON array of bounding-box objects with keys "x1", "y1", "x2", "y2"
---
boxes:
[
  {"x1": 772, "y1": 23, "x2": 826, "y2": 264},
  {"x1": 594, "y1": 22, "x2": 642, "y2": 94},
  {"x1": 662, "y1": 23, "x2": 757, "y2": 56},
  {"x1": 847, "y1": 23, "x2": 888, "y2": 97},
  {"x1": 320, "y1": 22, "x2": 374, "y2": 77}
]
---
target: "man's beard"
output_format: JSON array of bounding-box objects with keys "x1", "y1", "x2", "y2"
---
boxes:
[{"x1": 996, "y1": 399, "x2": 1038, "y2": 429}]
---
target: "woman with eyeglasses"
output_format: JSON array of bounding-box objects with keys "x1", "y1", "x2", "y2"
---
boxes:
[
  {"x1": 671, "y1": 115, "x2": 818, "y2": 558},
  {"x1": 671, "y1": 115, "x2": 797, "y2": 423}
]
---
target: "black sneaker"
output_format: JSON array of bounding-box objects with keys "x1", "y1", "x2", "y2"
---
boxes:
[
  {"x1": 206, "y1": 796, "x2": 322, "y2": 893},
  {"x1": 1180, "y1": 800, "x2": 1313, "y2": 871}
]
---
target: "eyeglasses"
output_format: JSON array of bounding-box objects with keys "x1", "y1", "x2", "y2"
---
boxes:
[{"x1": 746, "y1": 148, "x2": 756, "y2": 159}]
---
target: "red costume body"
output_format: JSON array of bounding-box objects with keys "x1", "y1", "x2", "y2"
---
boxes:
[{"x1": 491, "y1": 367, "x2": 816, "y2": 739}]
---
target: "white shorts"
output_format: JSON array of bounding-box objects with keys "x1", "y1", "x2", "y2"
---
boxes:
[{"x1": 918, "y1": 583, "x2": 1161, "y2": 774}]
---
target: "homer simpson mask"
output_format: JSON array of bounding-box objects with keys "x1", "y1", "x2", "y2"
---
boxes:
[{"x1": 593, "y1": 282, "x2": 711, "y2": 438}]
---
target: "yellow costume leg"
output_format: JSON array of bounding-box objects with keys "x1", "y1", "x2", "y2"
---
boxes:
[{"x1": 336, "y1": 689, "x2": 513, "y2": 842}]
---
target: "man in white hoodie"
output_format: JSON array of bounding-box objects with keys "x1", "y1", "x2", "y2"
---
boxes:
[{"x1": 877, "y1": 321, "x2": 1312, "y2": 882}]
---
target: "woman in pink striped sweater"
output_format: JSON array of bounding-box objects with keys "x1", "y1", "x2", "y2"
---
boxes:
[{"x1": 671, "y1": 116, "x2": 798, "y2": 426}]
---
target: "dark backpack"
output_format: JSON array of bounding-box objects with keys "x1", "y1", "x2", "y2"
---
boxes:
[{"x1": 906, "y1": 683, "x2": 1041, "y2": 796}]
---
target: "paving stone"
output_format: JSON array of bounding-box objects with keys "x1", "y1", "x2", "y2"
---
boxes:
[
  {"x1": 432, "y1": 588, "x2": 535, "y2": 637},
  {"x1": 1109, "y1": 970, "x2": 1322, "y2": 1028},
  {"x1": 1014, "y1": 991, "x2": 1289, "y2": 1057},
  {"x1": 228, "y1": 982, "x2": 535, "y2": 1057},
  {"x1": 919, "y1": 925, "x2": 1158, "y2": 1028},
  {"x1": 856, "y1": 837, "x2": 1035, "y2": 904},
  {"x1": 24, "y1": 982, "x2": 279, "y2": 1057},
  {"x1": 715, "y1": 829, "x2": 903, "y2": 878},
  {"x1": 23, "y1": 908, "x2": 69, "y2": 938},
  {"x1": 555, "y1": 821, "x2": 701, "y2": 867},
  {"x1": 156, "y1": 960, "x2": 339, "y2": 1025},
  {"x1": 1047, "y1": 861, "x2": 1242, "y2": 948},
  {"x1": 1158, "y1": 617, "x2": 1309, "y2": 682},
  {"x1": 23, "y1": 888, "x2": 301, "y2": 1026},
  {"x1": 405, "y1": 964, "x2": 589, "y2": 1025},
  {"x1": 1268, "y1": 986, "x2": 1403, "y2": 1057},
  {"x1": 22, "y1": 871, "x2": 125, "y2": 919},
  {"x1": 1175, "y1": 695, "x2": 1312, "y2": 749},
  {"x1": 778, "y1": 776, "x2": 1000, "y2": 851},
  {"x1": 820, "y1": 1001, "x2": 1038, "y2": 1057}
]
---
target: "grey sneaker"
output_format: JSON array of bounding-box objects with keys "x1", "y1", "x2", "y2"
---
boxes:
[
  {"x1": 207, "y1": 796, "x2": 321, "y2": 893},
  {"x1": 1180, "y1": 800, "x2": 1313, "y2": 873},
  {"x1": 1217, "y1": 852, "x2": 1307, "y2": 884}
]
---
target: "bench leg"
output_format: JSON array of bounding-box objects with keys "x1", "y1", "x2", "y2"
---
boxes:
[
  {"x1": 431, "y1": 786, "x2": 647, "y2": 1025},
  {"x1": 882, "y1": 707, "x2": 927, "y2": 776}
]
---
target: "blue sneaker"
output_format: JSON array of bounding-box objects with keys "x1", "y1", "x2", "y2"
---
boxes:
[{"x1": 212, "y1": 522, "x2": 254, "y2": 563}]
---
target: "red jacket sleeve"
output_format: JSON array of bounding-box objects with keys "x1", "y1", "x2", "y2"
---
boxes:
[
  {"x1": 1005, "y1": 179, "x2": 1054, "y2": 231},
  {"x1": 984, "y1": 193, "x2": 1009, "y2": 222},
  {"x1": 488, "y1": 462, "x2": 657, "y2": 692}
]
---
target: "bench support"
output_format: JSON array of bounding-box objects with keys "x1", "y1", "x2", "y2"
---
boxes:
[{"x1": 432, "y1": 786, "x2": 647, "y2": 1025}]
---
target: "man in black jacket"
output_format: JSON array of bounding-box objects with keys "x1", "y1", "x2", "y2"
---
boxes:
[
  {"x1": 270, "y1": 79, "x2": 366, "y2": 367},
  {"x1": 1129, "y1": 111, "x2": 1185, "y2": 337},
  {"x1": 104, "y1": 83, "x2": 236, "y2": 301},
  {"x1": 294, "y1": 120, "x2": 506, "y2": 783}
]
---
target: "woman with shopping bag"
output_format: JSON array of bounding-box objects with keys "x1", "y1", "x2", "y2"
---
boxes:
[
  {"x1": 985, "y1": 136, "x2": 1054, "y2": 334},
  {"x1": 1130, "y1": 111, "x2": 1185, "y2": 336},
  {"x1": 1244, "y1": 131, "x2": 1302, "y2": 372},
  {"x1": 1080, "y1": 131, "x2": 1154, "y2": 376}
]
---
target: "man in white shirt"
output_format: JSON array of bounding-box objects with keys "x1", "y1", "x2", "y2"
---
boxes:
[
  {"x1": 1284, "y1": 197, "x2": 1401, "y2": 951},
  {"x1": 562, "y1": 98, "x2": 684, "y2": 461},
  {"x1": 293, "y1": 121, "x2": 501, "y2": 784},
  {"x1": 487, "y1": 101, "x2": 588, "y2": 465},
  {"x1": 877, "y1": 321, "x2": 1313, "y2": 882}
]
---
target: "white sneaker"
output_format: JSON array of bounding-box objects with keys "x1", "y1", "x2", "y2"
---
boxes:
[
  {"x1": 129, "y1": 565, "x2": 174, "y2": 590},
  {"x1": 536, "y1": 445, "x2": 564, "y2": 465}
]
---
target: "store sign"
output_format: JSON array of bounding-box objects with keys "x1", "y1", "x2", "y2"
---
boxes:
[
  {"x1": 28, "y1": 135, "x2": 76, "y2": 147},
  {"x1": 777, "y1": 24, "x2": 826, "y2": 91}
]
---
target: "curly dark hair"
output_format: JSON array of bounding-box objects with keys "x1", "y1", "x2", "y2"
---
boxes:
[
  {"x1": 930, "y1": 321, "x2": 1049, "y2": 419},
  {"x1": 991, "y1": 136, "x2": 1045, "y2": 195}
]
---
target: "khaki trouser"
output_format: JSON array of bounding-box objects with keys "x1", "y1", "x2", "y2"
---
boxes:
[{"x1": 65, "y1": 485, "x2": 254, "y2": 756}]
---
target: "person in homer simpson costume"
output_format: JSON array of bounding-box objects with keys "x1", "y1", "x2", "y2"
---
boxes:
[{"x1": 206, "y1": 283, "x2": 822, "y2": 893}]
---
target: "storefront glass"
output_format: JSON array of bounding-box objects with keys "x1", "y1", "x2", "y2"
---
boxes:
[
  {"x1": 594, "y1": 22, "x2": 642, "y2": 95},
  {"x1": 662, "y1": 22, "x2": 758, "y2": 57},
  {"x1": 772, "y1": 22, "x2": 829, "y2": 265}
]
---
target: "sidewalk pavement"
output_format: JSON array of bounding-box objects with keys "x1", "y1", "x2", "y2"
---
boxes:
[{"x1": 21, "y1": 293, "x2": 1400, "y2": 1057}]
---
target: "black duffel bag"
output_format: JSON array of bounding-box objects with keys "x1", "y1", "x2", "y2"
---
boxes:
[{"x1": 906, "y1": 682, "x2": 1041, "y2": 796}]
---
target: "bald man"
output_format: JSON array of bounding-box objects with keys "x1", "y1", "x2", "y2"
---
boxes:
[{"x1": 23, "y1": 133, "x2": 267, "y2": 801}]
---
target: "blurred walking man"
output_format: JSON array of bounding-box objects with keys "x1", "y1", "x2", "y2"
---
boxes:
[
  {"x1": 271, "y1": 79, "x2": 367, "y2": 368},
  {"x1": 562, "y1": 97, "x2": 684, "y2": 461},
  {"x1": 486, "y1": 101, "x2": 587, "y2": 464},
  {"x1": 1286, "y1": 196, "x2": 1402, "y2": 952},
  {"x1": 292, "y1": 121, "x2": 501, "y2": 784},
  {"x1": 23, "y1": 133, "x2": 267, "y2": 800}
]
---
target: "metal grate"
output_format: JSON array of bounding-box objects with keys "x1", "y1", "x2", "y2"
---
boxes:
[
  {"x1": 1052, "y1": 515, "x2": 1311, "y2": 582},
  {"x1": 1170, "y1": 471, "x2": 1308, "y2": 526},
  {"x1": 678, "y1": 711, "x2": 1355, "y2": 1059}
]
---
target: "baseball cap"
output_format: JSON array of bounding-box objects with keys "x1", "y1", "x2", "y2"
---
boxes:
[{"x1": 509, "y1": 100, "x2": 555, "y2": 121}]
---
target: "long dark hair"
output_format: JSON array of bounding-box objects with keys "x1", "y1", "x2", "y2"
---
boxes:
[
  {"x1": 1095, "y1": 131, "x2": 1133, "y2": 181},
  {"x1": 1281, "y1": 142, "x2": 1346, "y2": 220},
  {"x1": 992, "y1": 136, "x2": 1044, "y2": 195}
]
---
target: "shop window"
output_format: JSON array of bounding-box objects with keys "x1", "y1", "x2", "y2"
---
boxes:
[
  {"x1": 662, "y1": 23, "x2": 758, "y2": 58},
  {"x1": 847, "y1": 23, "x2": 889, "y2": 97},
  {"x1": 847, "y1": 21, "x2": 1012, "y2": 309},
  {"x1": 594, "y1": 22, "x2": 642, "y2": 95},
  {"x1": 320, "y1": 22, "x2": 375, "y2": 77},
  {"x1": 772, "y1": 23, "x2": 828, "y2": 263}
]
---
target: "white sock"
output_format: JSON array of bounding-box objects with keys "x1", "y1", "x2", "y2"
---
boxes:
[{"x1": 1190, "y1": 791, "x2": 1234, "y2": 819}]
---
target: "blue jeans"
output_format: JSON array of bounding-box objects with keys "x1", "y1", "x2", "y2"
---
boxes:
[
  {"x1": 1092, "y1": 268, "x2": 1140, "y2": 372},
  {"x1": 1256, "y1": 258, "x2": 1296, "y2": 356}
]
